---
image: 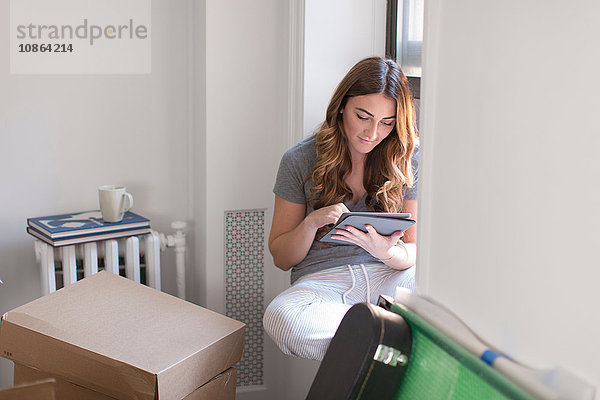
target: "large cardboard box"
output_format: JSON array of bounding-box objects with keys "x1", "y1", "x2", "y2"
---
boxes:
[
  {"x1": 0, "y1": 271, "x2": 245, "y2": 400},
  {"x1": 13, "y1": 363, "x2": 237, "y2": 400}
]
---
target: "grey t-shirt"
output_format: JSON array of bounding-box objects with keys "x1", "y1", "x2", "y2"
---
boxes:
[{"x1": 273, "y1": 135, "x2": 419, "y2": 283}]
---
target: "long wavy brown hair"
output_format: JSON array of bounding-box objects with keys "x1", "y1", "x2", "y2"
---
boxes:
[{"x1": 310, "y1": 57, "x2": 418, "y2": 219}]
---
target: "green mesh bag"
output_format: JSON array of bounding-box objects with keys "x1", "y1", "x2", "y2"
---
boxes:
[{"x1": 389, "y1": 302, "x2": 535, "y2": 400}]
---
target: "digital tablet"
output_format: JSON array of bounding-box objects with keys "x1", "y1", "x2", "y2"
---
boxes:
[{"x1": 320, "y1": 212, "x2": 416, "y2": 245}]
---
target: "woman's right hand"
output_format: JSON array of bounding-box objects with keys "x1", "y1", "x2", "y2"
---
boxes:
[
  {"x1": 269, "y1": 197, "x2": 350, "y2": 271},
  {"x1": 305, "y1": 202, "x2": 351, "y2": 231}
]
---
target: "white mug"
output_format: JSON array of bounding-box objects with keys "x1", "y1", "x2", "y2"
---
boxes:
[{"x1": 98, "y1": 185, "x2": 134, "y2": 223}]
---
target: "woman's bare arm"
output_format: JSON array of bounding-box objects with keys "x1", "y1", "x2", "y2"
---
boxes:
[{"x1": 268, "y1": 196, "x2": 349, "y2": 270}]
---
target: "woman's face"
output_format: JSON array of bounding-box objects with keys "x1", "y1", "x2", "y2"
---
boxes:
[{"x1": 341, "y1": 93, "x2": 396, "y2": 160}]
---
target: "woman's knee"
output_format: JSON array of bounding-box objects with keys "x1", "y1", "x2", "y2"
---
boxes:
[
  {"x1": 263, "y1": 297, "x2": 290, "y2": 339},
  {"x1": 369, "y1": 265, "x2": 416, "y2": 303},
  {"x1": 397, "y1": 265, "x2": 416, "y2": 291},
  {"x1": 262, "y1": 288, "x2": 351, "y2": 359},
  {"x1": 263, "y1": 296, "x2": 309, "y2": 357}
]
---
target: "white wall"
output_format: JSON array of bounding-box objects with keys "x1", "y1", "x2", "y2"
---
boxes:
[
  {"x1": 303, "y1": 0, "x2": 387, "y2": 136},
  {"x1": 204, "y1": 0, "x2": 289, "y2": 315},
  {"x1": 0, "y1": 0, "x2": 194, "y2": 387},
  {"x1": 419, "y1": 0, "x2": 600, "y2": 395},
  {"x1": 203, "y1": 1, "x2": 291, "y2": 399}
]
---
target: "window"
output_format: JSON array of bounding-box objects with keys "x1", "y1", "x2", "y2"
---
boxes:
[{"x1": 386, "y1": 0, "x2": 424, "y2": 99}]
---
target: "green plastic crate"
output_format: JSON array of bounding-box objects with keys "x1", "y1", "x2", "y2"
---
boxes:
[{"x1": 390, "y1": 302, "x2": 535, "y2": 400}]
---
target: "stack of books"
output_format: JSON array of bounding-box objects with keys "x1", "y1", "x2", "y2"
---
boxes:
[{"x1": 27, "y1": 210, "x2": 151, "y2": 247}]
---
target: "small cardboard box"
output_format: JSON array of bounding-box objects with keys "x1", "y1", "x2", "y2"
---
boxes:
[
  {"x1": 0, "y1": 378, "x2": 56, "y2": 400},
  {"x1": 187, "y1": 368, "x2": 236, "y2": 400},
  {"x1": 13, "y1": 363, "x2": 237, "y2": 400},
  {"x1": 0, "y1": 271, "x2": 245, "y2": 400}
]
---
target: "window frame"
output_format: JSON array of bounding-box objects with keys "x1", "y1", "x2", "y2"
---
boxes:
[{"x1": 385, "y1": 0, "x2": 421, "y2": 100}]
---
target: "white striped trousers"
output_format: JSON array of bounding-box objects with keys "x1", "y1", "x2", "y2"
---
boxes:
[{"x1": 263, "y1": 263, "x2": 415, "y2": 361}]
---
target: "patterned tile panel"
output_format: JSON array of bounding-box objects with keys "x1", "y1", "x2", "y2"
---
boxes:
[{"x1": 224, "y1": 210, "x2": 265, "y2": 386}]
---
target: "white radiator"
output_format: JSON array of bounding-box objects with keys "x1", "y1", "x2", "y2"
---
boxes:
[{"x1": 34, "y1": 224, "x2": 187, "y2": 298}]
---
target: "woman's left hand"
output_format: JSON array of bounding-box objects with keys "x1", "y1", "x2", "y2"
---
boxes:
[{"x1": 331, "y1": 224, "x2": 403, "y2": 261}]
